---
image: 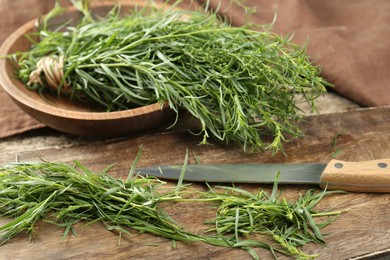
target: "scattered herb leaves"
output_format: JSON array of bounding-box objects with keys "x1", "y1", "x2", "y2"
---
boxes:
[
  {"x1": 203, "y1": 173, "x2": 346, "y2": 259},
  {"x1": 0, "y1": 159, "x2": 345, "y2": 259},
  {"x1": 0, "y1": 161, "x2": 203, "y2": 246}
]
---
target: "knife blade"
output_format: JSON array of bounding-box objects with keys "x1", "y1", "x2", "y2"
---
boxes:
[{"x1": 137, "y1": 159, "x2": 390, "y2": 193}]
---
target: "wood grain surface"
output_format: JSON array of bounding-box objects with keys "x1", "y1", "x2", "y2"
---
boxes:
[
  {"x1": 320, "y1": 158, "x2": 390, "y2": 192},
  {"x1": 0, "y1": 1, "x2": 387, "y2": 259},
  {"x1": 0, "y1": 106, "x2": 389, "y2": 259}
]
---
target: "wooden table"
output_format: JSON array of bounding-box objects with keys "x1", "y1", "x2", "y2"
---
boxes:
[
  {"x1": 0, "y1": 105, "x2": 390, "y2": 259},
  {"x1": 1, "y1": 1, "x2": 389, "y2": 259}
]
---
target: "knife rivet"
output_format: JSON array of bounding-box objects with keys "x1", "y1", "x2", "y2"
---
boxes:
[
  {"x1": 334, "y1": 163, "x2": 343, "y2": 169},
  {"x1": 378, "y1": 162, "x2": 388, "y2": 168}
]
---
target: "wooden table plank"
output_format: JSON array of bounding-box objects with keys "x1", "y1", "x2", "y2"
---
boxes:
[{"x1": 0, "y1": 107, "x2": 390, "y2": 259}]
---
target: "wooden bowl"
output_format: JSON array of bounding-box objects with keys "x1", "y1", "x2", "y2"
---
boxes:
[{"x1": 0, "y1": 2, "x2": 175, "y2": 137}]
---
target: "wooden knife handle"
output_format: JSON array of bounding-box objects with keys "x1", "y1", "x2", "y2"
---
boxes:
[{"x1": 320, "y1": 159, "x2": 390, "y2": 192}]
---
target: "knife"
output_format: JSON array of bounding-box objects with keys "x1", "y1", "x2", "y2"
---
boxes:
[{"x1": 137, "y1": 159, "x2": 390, "y2": 193}]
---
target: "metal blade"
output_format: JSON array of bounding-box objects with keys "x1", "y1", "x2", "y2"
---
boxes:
[{"x1": 137, "y1": 163, "x2": 327, "y2": 184}]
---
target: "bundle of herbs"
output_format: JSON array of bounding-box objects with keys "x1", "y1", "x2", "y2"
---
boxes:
[
  {"x1": 0, "y1": 160, "x2": 209, "y2": 245},
  {"x1": 12, "y1": 1, "x2": 330, "y2": 152}
]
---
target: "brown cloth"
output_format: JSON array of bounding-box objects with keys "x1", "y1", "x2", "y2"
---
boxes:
[
  {"x1": 211, "y1": 0, "x2": 390, "y2": 107},
  {"x1": 0, "y1": 0, "x2": 389, "y2": 138}
]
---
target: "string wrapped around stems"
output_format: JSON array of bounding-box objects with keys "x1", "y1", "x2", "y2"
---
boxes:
[{"x1": 28, "y1": 55, "x2": 68, "y2": 92}]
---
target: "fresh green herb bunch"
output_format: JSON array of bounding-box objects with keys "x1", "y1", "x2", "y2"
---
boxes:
[
  {"x1": 204, "y1": 177, "x2": 344, "y2": 259},
  {"x1": 0, "y1": 161, "x2": 204, "y2": 245},
  {"x1": 15, "y1": 3, "x2": 328, "y2": 152}
]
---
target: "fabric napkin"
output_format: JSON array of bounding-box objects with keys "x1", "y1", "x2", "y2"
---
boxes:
[{"x1": 209, "y1": 0, "x2": 390, "y2": 107}]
